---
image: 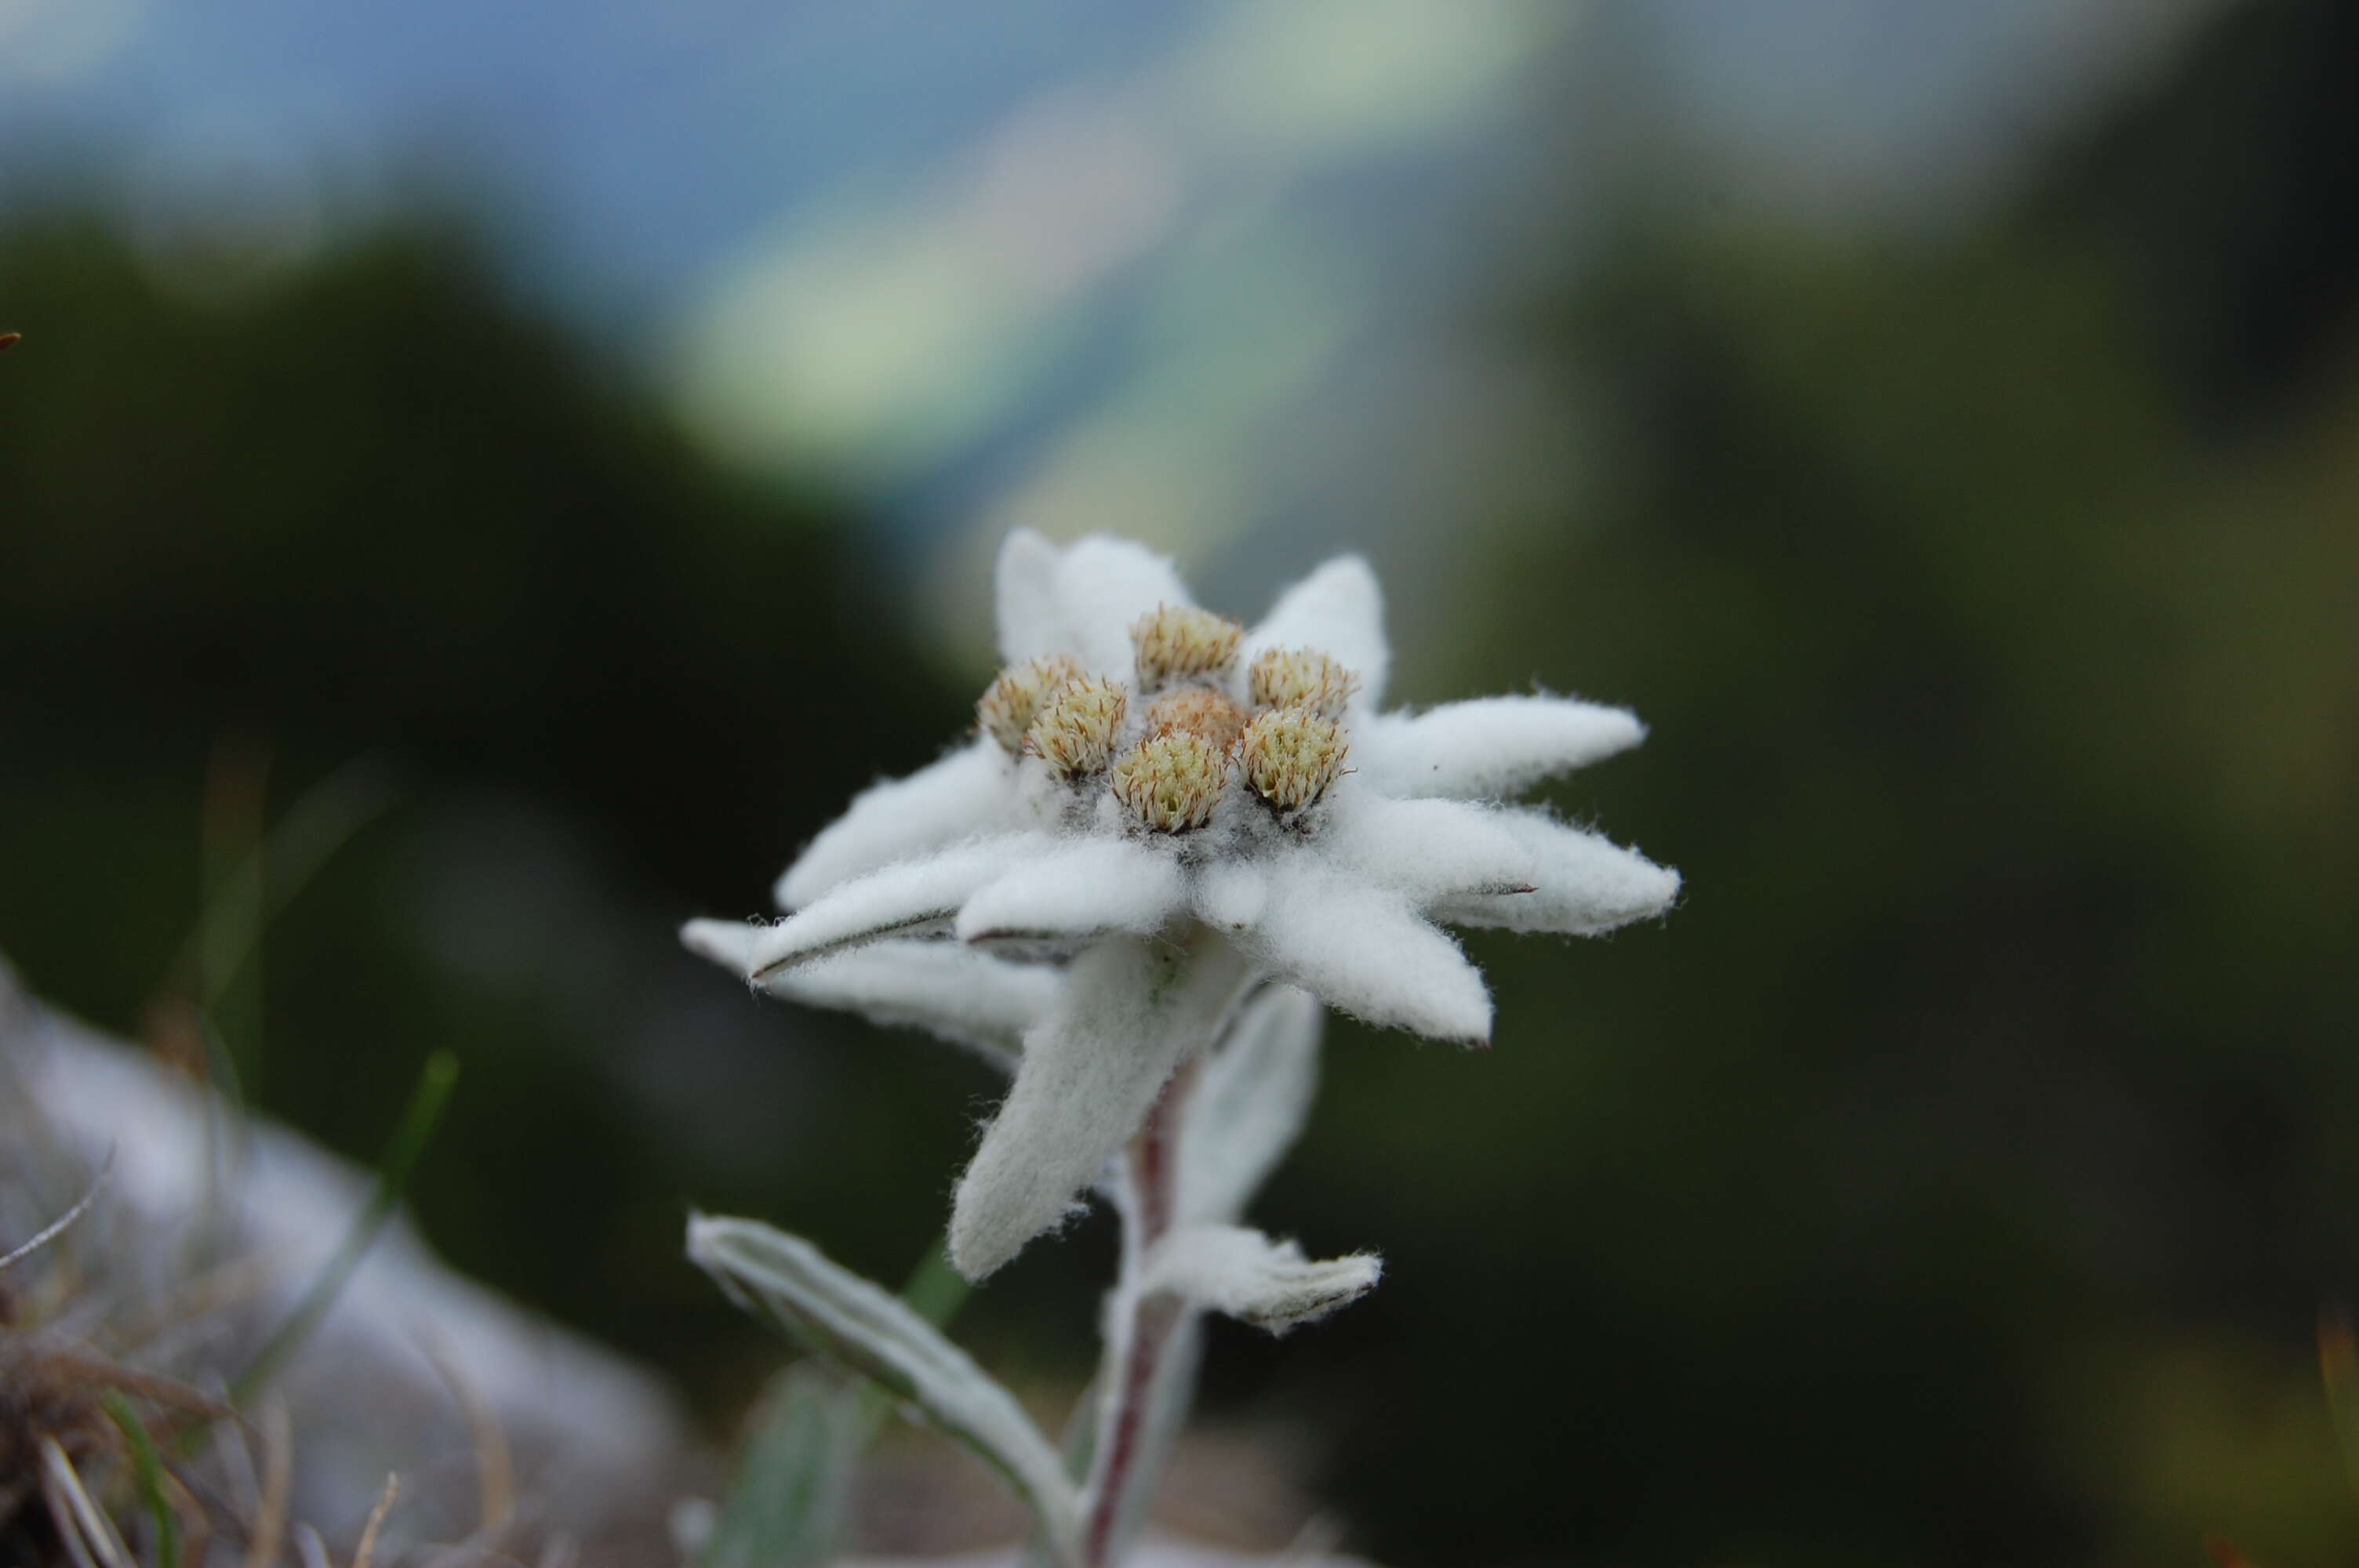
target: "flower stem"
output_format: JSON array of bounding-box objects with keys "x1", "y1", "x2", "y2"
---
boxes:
[{"x1": 1078, "y1": 1058, "x2": 1198, "y2": 1568}]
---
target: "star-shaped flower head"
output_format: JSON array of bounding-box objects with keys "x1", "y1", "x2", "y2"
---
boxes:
[{"x1": 687, "y1": 532, "x2": 1678, "y2": 1279}]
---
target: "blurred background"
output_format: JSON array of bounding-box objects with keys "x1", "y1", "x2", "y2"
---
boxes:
[{"x1": 4, "y1": 0, "x2": 2357, "y2": 1563}]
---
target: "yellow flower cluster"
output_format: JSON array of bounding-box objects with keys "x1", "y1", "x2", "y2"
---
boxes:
[
  {"x1": 1025, "y1": 675, "x2": 1129, "y2": 779},
  {"x1": 1239, "y1": 709, "x2": 1350, "y2": 814},
  {"x1": 1247, "y1": 647, "x2": 1358, "y2": 720},
  {"x1": 1110, "y1": 733, "x2": 1230, "y2": 834},
  {"x1": 1130, "y1": 605, "x2": 1244, "y2": 690},
  {"x1": 977, "y1": 615, "x2": 1359, "y2": 833},
  {"x1": 977, "y1": 655, "x2": 1082, "y2": 755},
  {"x1": 1145, "y1": 688, "x2": 1249, "y2": 753}
]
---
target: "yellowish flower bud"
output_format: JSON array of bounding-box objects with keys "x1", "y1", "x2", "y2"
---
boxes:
[
  {"x1": 1110, "y1": 733, "x2": 1230, "y2": 833},
  {"x1": 1024, "y1": 674, "x2": 1128, "y2": 778},
  {"x1": 1144, "y1": 688, "x2": 1248, "y2": 753},
  {"x1": 1246, "y1": 646, "x2": 1358, "y2": 720},
  {"x1": 1130, "y1": 604, "x2": 1244, "y2": 689},
  {"x1": 1239, "y1": 708, "x2": 1350, "y2": 814},
  {"x1": 978, "y1": 655, "x2": 1083, "y2": 755}
]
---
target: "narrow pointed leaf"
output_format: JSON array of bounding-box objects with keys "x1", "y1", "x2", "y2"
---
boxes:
[
  {"x1": 689, "y1": 1215, "x2": 1080, "y2": 1565},
  {"x1": 696, "y1": 1363, "x2": 864, "y2": 1568}
]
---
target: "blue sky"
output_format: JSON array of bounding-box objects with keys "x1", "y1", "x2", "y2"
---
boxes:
[{"x1": 0, "y1": 0, "x2": 2220, "y2": 653}]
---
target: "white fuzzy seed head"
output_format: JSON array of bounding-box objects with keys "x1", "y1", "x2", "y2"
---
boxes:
[
  {"x1": 1110, "y1": 732, "x2": 1230, "y2": 833},
  {"x1": 978, "y1": 655, "x2": 1082, "y2": 755},
  {"x1": 1239, "y1": 708, "x2": 1350, "y2": 815},
  {"x1": 1131, "y1": 605, "x2": 1244, "y2": 690},
  {"x1": 1145, "y1": 688, "x2": 1249, "y2": 753},
  {"x1": 1024, "y1": 674, "x2": 1128, "y2": 778},
  {"x1": 1248, "y1": 646, "x2": 1359, "y2": 720}
]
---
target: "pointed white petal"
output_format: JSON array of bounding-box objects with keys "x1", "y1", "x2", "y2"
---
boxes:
[
  {"x1": 772, "y1": 942, "x2": 1058, "y2": 1072},
  {"x1": 688, "y1": 1215, "x2": 1080, "y2": 1558},
  {"x1": 751, "y1": 834, "x2": 1049, "y2": 978},
  {"x1": 683, "y1": 923, "x2": 1045, "y2": 1071},
  {"x1": 1241, "y1": 864, "x2": 1491, "y2": 1044},
  {"x1": 950, "y1": 937, "x2": 1252, "y2": 1279},
  {"x1": 1141, "y1": 1224, "x2": 1379, "y2": 1332},
  {"x1": 994, "y1": 527, "x2": 1070, "y2": 666},
  {"x1": 682, "y1": 916, "x2": 762, "y2": 972},
  {"x1": 1429, "y1": 811, "x2": 1680, "y2": 935},
  {"x1": 776, "y1": 741, "x2": 1019, "y2": 910},
  {"x1": 1053, "y1": 535, "x2": 1193, "y2": 677},
  {"x1": 1243, "y1": 556, "x2": 1389, "y2": 710},
  {"x1": 953, "y1": 837, "x2": 1186, "y2": 946},
  {"x1": 1354, "y1": 696, "x2": 1645, "y2": 800},
  {"x1": 1190, "y1": 860, "x2": 1268, "y2": 934},
  {"x1": 1180, "y1": 985, "x2": 1322, "y2": 1225},
  {"x1": 1321, "y1": 792, "x2": 1536, "y2": 902}
]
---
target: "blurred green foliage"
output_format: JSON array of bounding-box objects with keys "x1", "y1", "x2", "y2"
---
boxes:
[
  {"x1": 0, "y1": 205, "x2": 1014, "y2": 1403},
  {"x1": 1270, "y1": 227, "x2": 2358, "y2": 1565},
  {"x1": 1253, "y1": 5, "x2": 2359, "y2": 1563},
  {"x1": 5, "y1": 3, "x2": 2359, "y2": 1566}
]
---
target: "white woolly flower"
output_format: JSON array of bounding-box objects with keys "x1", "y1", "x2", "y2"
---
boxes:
[{"x1": 687, "y1": 531, "x2": 1679, "y2": 1280}]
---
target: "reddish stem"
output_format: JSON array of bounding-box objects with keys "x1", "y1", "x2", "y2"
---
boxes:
[{"x1": 1078, "y1": 1060, "x2": 1196, "y2": 1568}]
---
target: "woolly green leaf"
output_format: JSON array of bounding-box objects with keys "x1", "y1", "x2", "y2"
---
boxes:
[{"x1": 689, "y1": 1214, "x2": 1080, "y2": 1566}]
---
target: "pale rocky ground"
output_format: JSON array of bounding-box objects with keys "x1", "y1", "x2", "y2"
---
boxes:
[{"x1": 0, "y1": 960, "x2": 1374, "y2": 1567}]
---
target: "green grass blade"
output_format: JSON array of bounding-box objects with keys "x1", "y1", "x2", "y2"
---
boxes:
[
  {"x1": 231, "y1": 1049, "x2": 459, "y2": 1403},
  {"x1": 175, "y1": 757, "x2": 398, "y2": 1013},
  {"x1": 697, "y1": 1362, "x2": 867, "y2": 1568},
  {"x1": 103, "y1": 1392, "x2": 180, "y2": 1568},
  {"x1": 699, "y1": 1235, "x2": 975, "y2": 1568},
  {"x1": 899, "y1": 1239, "x2": 970, "y2": 1329}
]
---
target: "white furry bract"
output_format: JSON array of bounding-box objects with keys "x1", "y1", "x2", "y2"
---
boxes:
[
  {"x1": 684, "y1": 528, "x2": 1678, "y2": 1280},
  {"x1": 1321, "y1": 792, "x2": 1538, "y2": 900},
  {"x1": 683, "y1": 921, "x2": 1051, "y2": 1071},
  {"x1": 1053, "y1": 535, "x2": 1196, "y2": 678},
  {"x1": 949, "y1": 937, "x2": 1252, "y2": 1279},
  {"x1": 1179, "y1": 985, "x2": 1323, "y2": 1225},
  {"x1": 1240, "y1": 864, "x2": 1493, "y2": 1044},
  {"x1": 775, "y1": 741, "x2": 1016, "y2": 911},
  {"x1": 992, "y1": 527, "x2": 1068, "y2": 667},
  {"x1": 750, "y1": 834, "x2": 1050, "y2": 976},
  {"x1": 953, "y1": 837, "x2": 1184, "y2": 946},
  {"x1": 1241, "y1": 556, "x2": 1390, "y2": 712},
  {"x1": 1141, "y1": 1224, "x2": 1381, "y2": 1332},
  {"x1": 1428, "y1": 813, "x2": 1682, "y2": 935},
  {"x1": 1354, "y1": 695, "x2": 1645, "y2": 801}
]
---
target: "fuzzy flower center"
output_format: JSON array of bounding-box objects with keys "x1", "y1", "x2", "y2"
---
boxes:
[
  {"x1": 1248, "y1": 646, "x2": 1358, "y2": 720},
  {"x1": 1131, "y1": 605, "x2": 1244, "y2": 690},
  {"x1": 978, "y1": 655, "x2": 1083, "y2": 755},
  {"x1": 1239, "y1": 708, "x2": 1350, "y2": 814},
  {"x1": 1145, "y1": 688, "x2": 1249, "y2": 753},
  {"x1": 1110, "y1": 732, "x2": 1230, "y2": 833},
  {"x1": 1025, "y1": 674, "x2": 1129, "y2": 778}
]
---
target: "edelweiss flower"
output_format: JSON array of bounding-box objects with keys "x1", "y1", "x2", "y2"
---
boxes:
[{"x1": 685, "y1": 532, "x2": 1678, "y2": 1279}]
